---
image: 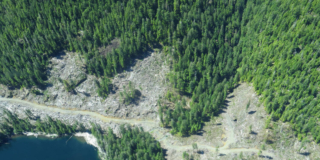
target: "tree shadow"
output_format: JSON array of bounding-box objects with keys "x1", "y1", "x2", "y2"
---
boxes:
[
  {"x1": 131, "y1": 49, "x2": 152, "y2": 62},
  {"x1": 196, "y1": 131, "x2": 206, "y2": 136},
  {"x1": 233, "y1": 83, "x2": 241, "y2": 89},
  {"x1": 46, "y1": 83, "x2": 54, "y2": 88},
  {"x1": 248, "y1": 111, "x2": 256, "y2": 114},
  {"x1": 134, "y1": 89, "x2": 142, "y2": 98},
  {"x1": 259, "y1": 155, "x2": 273, "y2": 159},
  {"x1": 55, "y1": 51, "x2": 66, "y2": 59},
  {"x1": 250, "y1": 131, "x2": 258, "y2": 135},
  {"x1": 266, "y1": 139, "x2": 274, "y2": 144},
  {"x1": 37, "y1": 82, "x2": 49, "y2": 90},
  {"x1": 65, "y1": 89, "x2": 78, "y2": 95},
  {"x1": 110, "y1": 85, "x2": 118, "y2": 94},
  {"x1": 34, "y1": 92, "x2": 44, "y2": 96},
  {"x1": 162, "y1": 148, "x2": 168, "y2": 157},
  {"x1": 216, "y1": 109, "x2": 227, "y2": 115},
  {"x1": 7, "y1": 86, "x2": 16, "y2": 90},
  {"x1": 128, "y1": 89, "x2": 143, "y2": 106},
  {"x1": 216, "y1": 106, "x2": 227, "y2": 115},
  {"x1": 298, "y1": 152, "x2": 310, "y2": 156},
  {"x1": 74, "y1": 77, "x2": 87, "y2": 88},
  {"x1": 178, "y1": 90, "x2": 192, "y2": 97},
  {"x1": 29, "y1": 115, "x2": 41, "y2": 121},
  {"x1": 227, "y1": 95, "x2": 235, "y2": 98},
  {"x1": 81, "y1": 92, "x2": 91, "y2": 97},
  {"x1": 202, "y1": 116, "x2": 211, "y2": 122}
]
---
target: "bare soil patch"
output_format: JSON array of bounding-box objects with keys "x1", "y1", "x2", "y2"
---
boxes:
[
  {"x1": 98, "y1": 38, "x2": 120, "y2": 56},
  {"x1": 223, "y1": 83, "x2": 269, "y2": 149}
]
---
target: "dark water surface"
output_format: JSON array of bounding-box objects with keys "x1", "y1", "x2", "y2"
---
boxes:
[{"x1": 0, "y1": 136, "x2": 100, "y2": 160}]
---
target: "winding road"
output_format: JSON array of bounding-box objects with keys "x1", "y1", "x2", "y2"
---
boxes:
[{"x1": 0, "y1": 97, "x2": 276, "y2": 159}]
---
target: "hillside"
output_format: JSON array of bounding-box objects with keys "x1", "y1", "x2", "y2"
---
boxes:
[
  {"x1": 0, "y1": 0, "x2": 320, "y2": 160},
  {"x1": 0, "y1": 49, "x2": 169, "y2": 120}
]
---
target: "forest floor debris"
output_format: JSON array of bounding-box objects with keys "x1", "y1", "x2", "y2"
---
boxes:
[{"x1": 0, "y1": 49, "x2": 169, "y2": 120}]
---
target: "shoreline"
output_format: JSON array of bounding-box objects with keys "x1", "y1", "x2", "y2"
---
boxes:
[
  {"x1": 20, "y1": 132, "x2": 104, "y2": 156},
  {"x1": 19, "y1": 132, "x2": 101, "y2": 151},
  {"x1": 22, "y1": 132, "x2": 59, "y2": 138},
  {"x1": 74, "y1": 132, "x2": 103, "y2": 154}
]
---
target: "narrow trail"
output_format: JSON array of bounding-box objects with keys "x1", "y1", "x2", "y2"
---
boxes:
[{"x1": 0, "y1": 97, "x2": 276, "y2": 159}]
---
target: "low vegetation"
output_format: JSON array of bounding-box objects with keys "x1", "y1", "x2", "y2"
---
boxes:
[
  {"x1": 119, "y1": 81, "x2": 141, "y2": 105},
  {"x1": 58, "y1": 74, "x2": 87, "y2": 93},
  {"x1": 95, "y1": 78, "x2": 111, "y2": 99},
  {"x1": 30, "y1": 89, "x2": 42, "y2": 95}
]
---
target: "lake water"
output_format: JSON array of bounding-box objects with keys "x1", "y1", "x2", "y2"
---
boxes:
[{"x1": 0, "y1": 136, "x2": 100, "y2": 160}]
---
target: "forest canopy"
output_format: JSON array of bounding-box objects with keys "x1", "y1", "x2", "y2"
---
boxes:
[
  {"x1": 92, "y1": 124, "x2": 165, "y2": 160},
  {"x1": 0, "y1": 0, "x2": 320, "y2": 143}
]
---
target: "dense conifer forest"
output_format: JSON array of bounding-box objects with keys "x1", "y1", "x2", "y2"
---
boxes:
[{"x1": 1, "y1": 0, "x2": 320, "y2": 145}]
